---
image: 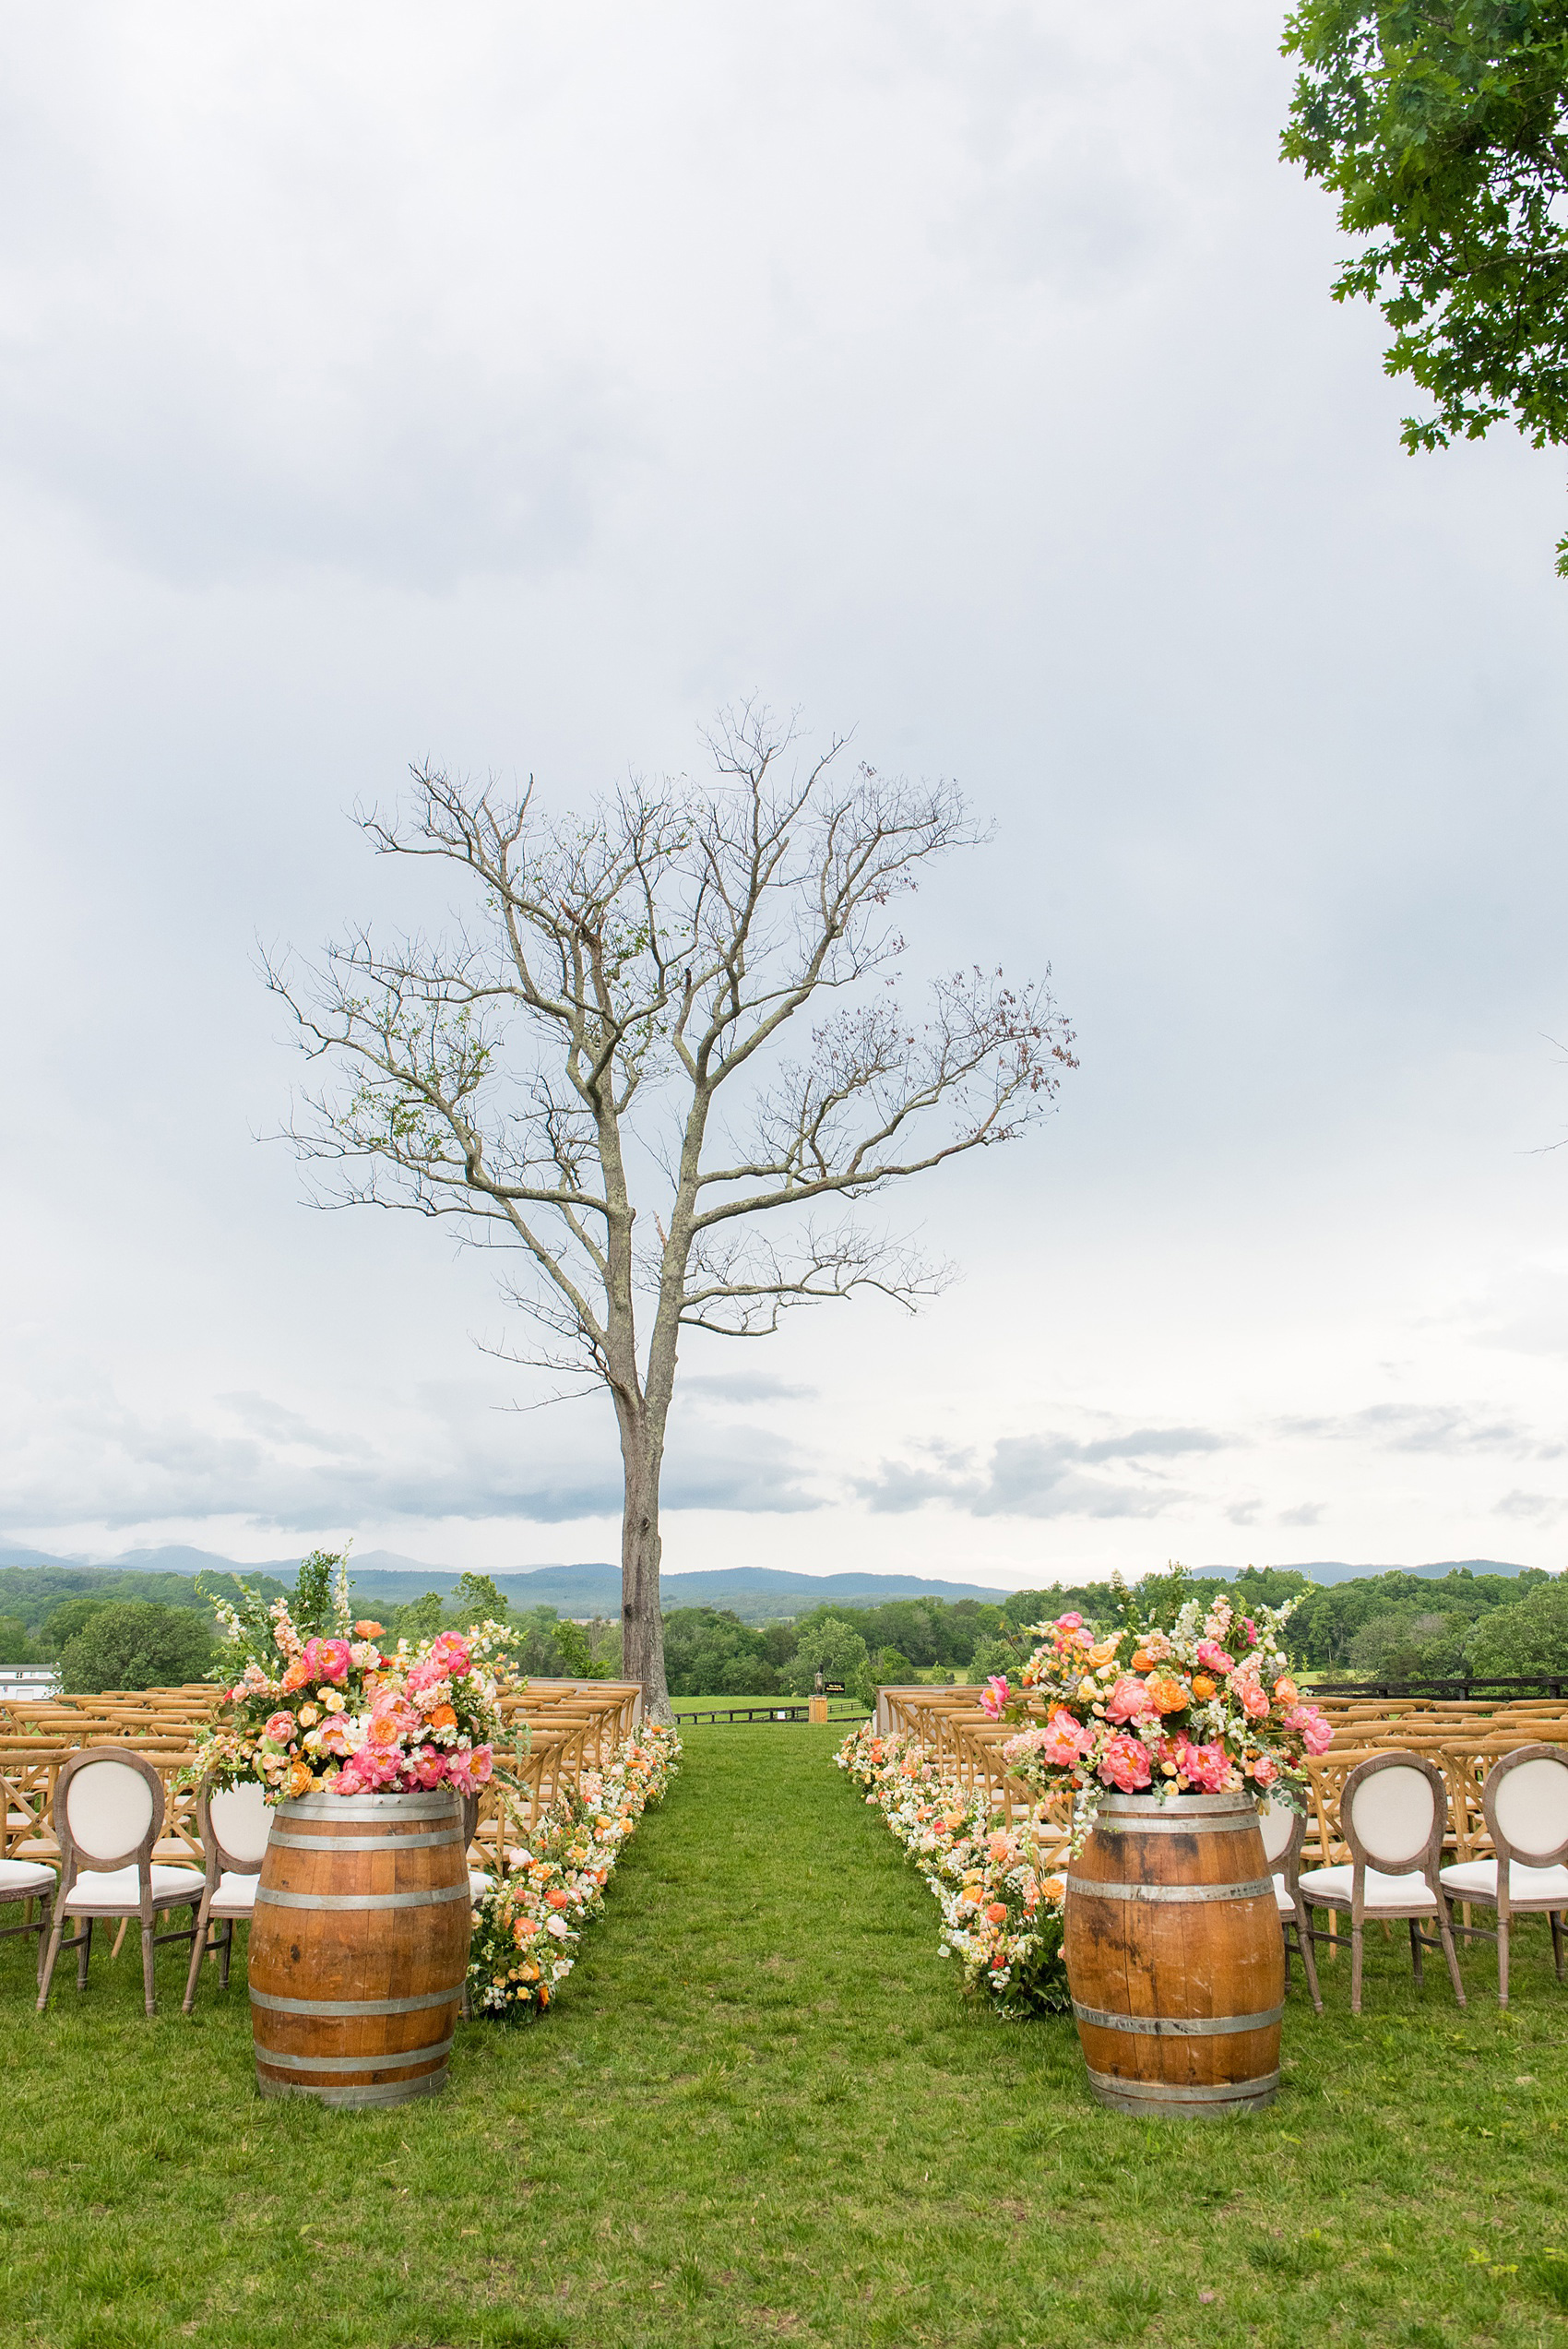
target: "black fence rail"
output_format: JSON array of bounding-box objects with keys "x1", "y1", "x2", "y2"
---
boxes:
[
  {"x1": 671, "y1": 1702, "x2": 873, "y2": 1726},
  {"x1": 1307, "y1": 1675, "x2": 1567, "y2": 1700}
]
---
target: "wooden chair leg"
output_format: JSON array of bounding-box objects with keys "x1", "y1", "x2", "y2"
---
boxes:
[
  {"x1": 1408, "y1": 1917, "x2": 1424, "y2": 1985},
  {"x1": 140, "y1": 1913, "x2": 157, "y2": 2017},
  {"x1": 1550, "y1": 1911, "x2": 1564, "y2": 1983},
  {"x1": 218, "y1": 1917, "x2": 234, "y2": 1990},
  {"x1": 1350, "y1": 1919, "x2": 1364, "y2": 2015},
  {"x1": 77, "y1": 1914, "x2": 93, "y2": 1990},
  {"x1": 183, "y1": 1894, "x2": 214, "y2": 2013},
  {"x1": 1295, "y1": 1898, "x2": 1323, "y2": 2013},
  {"x1": 35, "y1": 1908, "x2": 68, "y2": 2013},
  {"x1": 1497, "y1": 1913, "x2": 1510, "y2": 2009},
  {"x1": 1437, "y1": 1899, "x2": 1467, "y2": 2009},
  {"x1": 33, "y1": 1895, "x2": 54, "y2": 1991}
]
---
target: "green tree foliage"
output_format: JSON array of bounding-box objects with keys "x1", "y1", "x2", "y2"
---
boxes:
[
  {"x1": 58, "y1": 1602, "x2": 217, "y2": 1693},
  {"x1": 780, "y1": 1619, "x2": 869, "y2": 1699},
  {"x1": 1464, "y1": 1578, "x2": 1568, "y2": 1674},
  {"x1": 1288, "y1": 1567, "x2": 1547, "y2": 1668},
  {"x1": 1346, "y1": 1606, "x2": 1469, "y2": 1677},
  {"x1": 0, "y1": 1614, "x2": 34, "y2": 1665},
  {"x1": 391, "y1": 1590, "x2": 448, "y2": 1644},
  {"x1": 1282, "y1": 0, "x2": 1568, "y2": 569},
  {"x1": 662, "y1": 1608, "x2": 780, "y2": 1697},
  {"x1": 0, "y1": 1565, "x2": 279, "y2": 1638}
]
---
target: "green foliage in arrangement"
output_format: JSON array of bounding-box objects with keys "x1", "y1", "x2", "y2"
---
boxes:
[
  {"x1": 1282, "y1": 0, "x2": 1568, "y2": 571},
  {"x1": 3, "y1": 1724, "x2": 1568, "y2": 2345},
  {"x1": 56, "y1": 1600, "x2": 218, "y2": 1694}
]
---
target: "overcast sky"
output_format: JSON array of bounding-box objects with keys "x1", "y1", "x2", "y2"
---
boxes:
[{"x1": 3, "y1": 2, "x2": 1566, "y2": 1592}]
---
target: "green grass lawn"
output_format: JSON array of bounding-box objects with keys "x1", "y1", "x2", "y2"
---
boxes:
[{"x1": 1, "y1": 1723, "x2": 1565, "y2": 2349}]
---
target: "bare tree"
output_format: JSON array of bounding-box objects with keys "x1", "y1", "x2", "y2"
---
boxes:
[{"x1": 265, "y1": 708, "x2": 1075, "y2": 1720}]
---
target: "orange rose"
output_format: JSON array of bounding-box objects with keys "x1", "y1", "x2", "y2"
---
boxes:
[
  {"x1": 1191, "y1": 1674, "x2": 1216, "y2": 1701},
  {"x1": 1087, "y1": 1640, "x2": 1119, "y2": 1666},
  {"x1": 353, "y1": 1620, "x2": 385, "y2": 1638},
  {"x1": 429, "y1": 1704, "x2": 457, "y2": 1732},
  {"x1": 1274, "y1": 1675, "x2": 1299, "y2": 1705},
  {"x1": 284, "y1": 1759, "x2": 315, "y2": 1798},
  {"x1": 1131, "y1": 1651, "x2": 1152, "y2": 1672},
  {"x1": 280, "y1": 1659, "x2": 310, "y2": 1693},
  {"x1": 1146, "y1": 1675, "x2": 1188, "y2": 1714}
]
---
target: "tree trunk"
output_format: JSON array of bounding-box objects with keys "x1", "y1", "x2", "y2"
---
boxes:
[{"x1": 618, "y1": 1417, "x2": 672, "y2": 1724}]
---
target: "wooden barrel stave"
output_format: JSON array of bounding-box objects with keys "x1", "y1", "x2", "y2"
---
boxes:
[
  {"x1": 1064, "y1": 1791, "x2": 1285, "y2": 2118},
  {"x1": 248, "y1": 1789, "x2": 470, "y2": 2108}
]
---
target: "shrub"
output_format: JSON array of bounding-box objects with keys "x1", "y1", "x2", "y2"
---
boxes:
[
  {"x1": 58, "y1": 1601, "x2": 217, "y2": 1693},
  {"x1": 0, "y1": 1613, "x2": 34, "y2": 1665}
]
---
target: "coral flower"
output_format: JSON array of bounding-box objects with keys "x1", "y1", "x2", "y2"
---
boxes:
[
  {"x1": 1190, "y1": 1674, "x2": 1216, "y2": 1701},
  {"x1": 1175, "y1": 1738, "x2": 1229, "y2": 1793},
  {"x1": 263, "y1": 1711, "x2": 294, "y2": 1742},
  {"x1": 284, "y1": 1759, "x2": 315, "y2": 1798},
  {"x1": 353, "y1": 1620, "x2": 384, "y2": 1639},
  {"x1": 1099, "y1": 1735, "x2": 1153, "y2": 1793},
  {"x1": 1195, "y1": 1640, "x2": 1235, "y2": 1675},
  {"x1": 1238, "y1": 1678, "x2": 1271, "y2": 1720},
  {"x1": 280, "y1": 1660, "x2": 310, "y2": 1694},
  {"x1": 303, "y1": 1637, "x2": 352, "y2": 1685},
  {"x1": 1252, "y1": 1754, "x2": 1279, "y2": 1787},
  {"x1": 979, "y1": 1675, "x2": 1011, "y2": 1720},
  {"x1": 1274, "y1": 1675, "x2": 1300, "y2": 1705},
  {"x1": 985, "y1": 1902, "x2": 1008, "y2": 1925},
  {"x1": 428, "y1": 1703, "x2": 458, "y2": 1733},
  {"x1": 430, "y1": 1632, "x2": 472, "y2": 1677},
  {"x1": 1145, "y1": 1675, "x2": 1189, "y2": 1714},
  {"x1": 1054, "y1": 1612, "x2": 1085, "y2": 1632},
  {"x1": 1104, "y1": 1675, "x2": 1157, "y2": 1725}
]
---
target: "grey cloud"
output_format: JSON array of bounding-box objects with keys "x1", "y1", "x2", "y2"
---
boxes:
[
  {"x1": 1278, "y1": 1405, "x2": 1557, "y2": 1459},
  {"x1": 680, "y1": 1370, "x2": 818, "y2": 1404},
  {"x1": 0, "y1": 1383, "x2": 823, "y2": 1533},
  {"x1": 1277, "y1": 1502, "x2": 1324, "y2": 1528},
  {"x1": 855, "y1": 1423, "x2": 1228, "y2": 1520},
  {"x1": 1493, "y1": 1490, "x2": 1568, "y2": 1525}
]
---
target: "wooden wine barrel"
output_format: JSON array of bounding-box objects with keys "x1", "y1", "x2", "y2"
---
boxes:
[
  {"x1": 247, "y1": 1788, "x2": 471, "y2": 2108},
  {"x1": 1063, "y1": 1789, "x2": 1285, "y2": 2118}
]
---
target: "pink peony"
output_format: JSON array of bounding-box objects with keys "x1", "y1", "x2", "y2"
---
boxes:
[
  {"x1": 430, "y1": 1632, "x2": 472, "y2": 1676},
  {"x1": 1099, "y1": 1734, "x2": 1153, "y2": 1793},
  {"x1": 411, "y1": 1745, "x2": 447, "y2": 1789},
  {"x1": 468, "y1": 1745, "x2": 493, "y2": 1784},
  {"x1": 1195, "y1": 1640, "x2": 1235, "y2": 1674},
  {"x1": 979, "y1": 1675, "x2": 1011, "y2": 1720},
  {"x1": 1054, "y1": 1612, "x2": 1084, "y2": 1631},
  {"x1": 303, "y1": 1637, "x2": 351, "y2": 1685},
  {"x1": 1283, "y1": 1703, "x2": 1333, "y2": 1757},
  {"x1": 1175, "y1": 1738, "x2": 1230, "y2": 1793},
  {"x1": 1252, "y1": 1753, "x2": 1279, "y2": 1787},
  {"x1": 316, "y1": 1716, "x2": 354, "y2": 1758},
  {"x1": 263, "y1": 1711, "x2": 294, "y2": 1743},
  {"x1": 1104, "y1": 1674, "x2": 1158, "y2": 1725},
  {"x1": 1038, "y1": 1707, "x2": 1094, "y2": 1768},
  {"x1": 406, "y1": 1657, "x2": 444, "y2": 1694}
]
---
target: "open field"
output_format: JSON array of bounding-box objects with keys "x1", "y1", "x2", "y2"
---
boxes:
[{"x1": 2, "y1": 1723, "x2": 1566, "y2": 2349}]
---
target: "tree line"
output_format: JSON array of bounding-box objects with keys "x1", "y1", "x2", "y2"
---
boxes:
[{"x1": 2, "y1": 1559, "x2": 1564, "y2": 1698}]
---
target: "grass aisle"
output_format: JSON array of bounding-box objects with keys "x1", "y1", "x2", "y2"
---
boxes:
[{"x1": 2, "y1": 1725, "x2": 1567, "y2": 2347}]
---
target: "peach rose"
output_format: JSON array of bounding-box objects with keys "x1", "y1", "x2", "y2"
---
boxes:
[{"x1": 1146, "y1": 1675, "x2": 1189, "y2": 1714}]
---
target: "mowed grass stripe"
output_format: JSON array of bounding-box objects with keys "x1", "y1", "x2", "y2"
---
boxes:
[{"x1": 0, "y1": 1723, "x2": 1565, "y2": 2347}]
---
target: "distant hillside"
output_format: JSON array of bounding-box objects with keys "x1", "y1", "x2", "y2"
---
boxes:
[{"x1": 1267, "y1": 1559, "x2": 1530, "y2": 1586}]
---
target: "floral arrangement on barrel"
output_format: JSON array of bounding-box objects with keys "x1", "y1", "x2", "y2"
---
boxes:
[
  {"x1": 191, "y1": 1554, "x2": 518, "y2": 1802},
  {"x1": 979, "y1": 1583, "x2": 1332, "y2": 1848},
  {"x1": 837, "y1": 1721, "x2": 1070, "y2": 2015},
  {"x1": 468, "y1": 1723, "x2": 682, "y2": 2016}
]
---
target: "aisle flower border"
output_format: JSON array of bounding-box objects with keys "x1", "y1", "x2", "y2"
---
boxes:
[
  {"x1": 837, "y1": 1722, "x2": 1070, "y2": 2017},
  {"x1": 468, "y1": 1722, "x2": 682, "y2": 2017}
]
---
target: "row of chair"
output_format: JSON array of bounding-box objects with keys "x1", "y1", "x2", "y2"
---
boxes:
[{"x1": 1267, "y1": 1743, "x2": 1568, "y2": 2013}]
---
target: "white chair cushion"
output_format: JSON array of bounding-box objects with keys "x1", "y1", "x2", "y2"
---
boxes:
[
  {"x1": 469, "y1": 1869, "x2": 494, "y2": 1899},
  {"x1": 208, "y1": 1782, "x2": 273, "y2": 1866},
  {"x1": 1440, "y1": 1858, "x2": 1568, "y2": 1905},
  {"x1": 1492, "y1": 1756, "x2": 1568, "y2": 1862},
  {"x1": 209, "y1": 1871, "x2": 259, "y2": 1915},
  {"x1": 1298, "y1": 1863, "x2": 1438, "y2": 1913},
  {"x1": 63, "y1": 1864, "x2": 203, "y2": 1914},
  {"x1": 64, "y1": 1761, "x2": 157, "y2": 1861},
  {"x1": 0, "y1": 1858, "x2": 56, "y2": 1896},
  {"x1": 1272, "y1": 1872, "x2": 1295, "y2": 1914}
]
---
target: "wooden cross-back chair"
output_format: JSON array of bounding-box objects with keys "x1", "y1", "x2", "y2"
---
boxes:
[{"x1": 36, "y1": 1747, "x2": 204, "y2": 2017}]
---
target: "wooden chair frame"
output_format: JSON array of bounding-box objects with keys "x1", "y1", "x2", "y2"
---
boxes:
[
  {"x1": 1301, "y1": 1751, "x2": 1467, "y2": 2014},
  {"x1": 1261, "y1": 1802, "x2": 1323, "y2": 2013},
  {"x1": 36, "y1": 1747, "x2": 202, "y2": 2017},
  {"x1": 182, "y1": 1781, "x2": 269, "y2": 2013},
  {"x1": 1438, "y1": 1744, "x2": 1568, "y2": 2007}
]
